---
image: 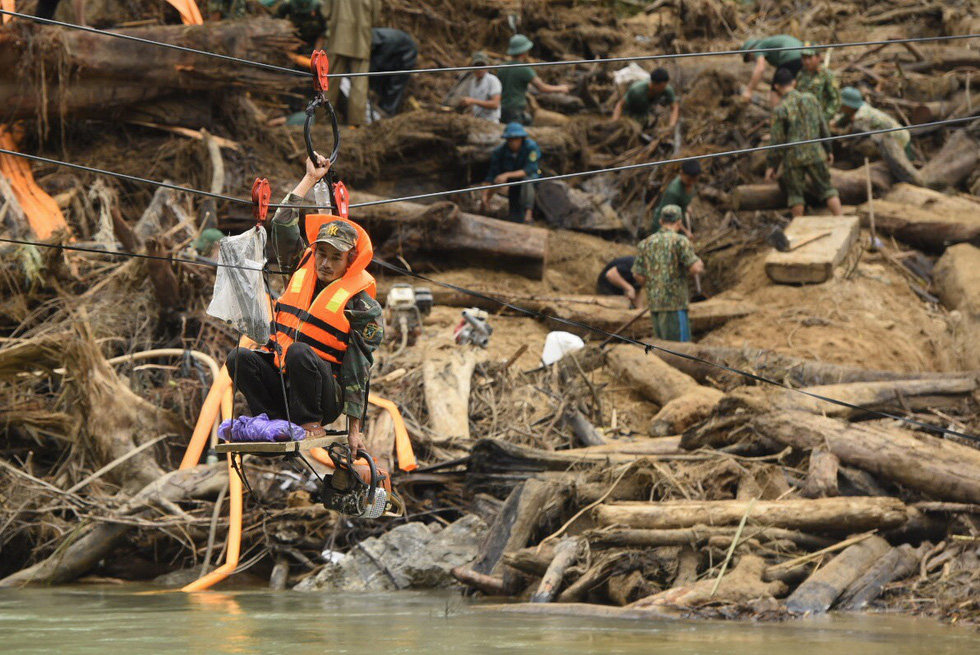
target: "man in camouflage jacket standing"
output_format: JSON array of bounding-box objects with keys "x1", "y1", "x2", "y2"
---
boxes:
[
  {"x1": 795, "y1": 45, "x2": 840, "y2": 122},
  {"x1": 766, "y1": 68, "x2": 844, "y2": 218}
]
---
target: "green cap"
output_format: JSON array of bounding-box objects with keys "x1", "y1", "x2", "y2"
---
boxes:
[
  {"x1": 841, "y1": 86, "x2": 864, "y2": 109},
  {"x1": 312, "y1": 220, "x2": 358, "y2": 252},
  {"x1": 507, "y1": 34, "x2": 534, "y2": 56},
  {"x1": 660, "y1": 204, "x2": 683, "y2": 224},
  {"x1": 471, "y1": 50, "x2": 490, "y2": 66},
  {"x1": 800, "y1": 41, "x2": 817, "y2": 57}
]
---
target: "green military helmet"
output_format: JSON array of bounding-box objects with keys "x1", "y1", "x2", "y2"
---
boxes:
[
  {"x1": 841, "y1": 86, "x2": 864, "y2": 109},
  {"x1": 659, "y1": 204, "x2": 683, "y2": 224},
  {"x1": 507, "y1": 34, "x2": 534, "y2": 56}
]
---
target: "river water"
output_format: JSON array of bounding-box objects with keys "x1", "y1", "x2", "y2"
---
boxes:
[{"x1": 1, "y1": 588, "x2": 976, "y2": 654}]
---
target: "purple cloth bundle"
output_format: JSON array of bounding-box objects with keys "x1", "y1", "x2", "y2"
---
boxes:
[{"x1": 218, "y1": 414, "x2": 306, "y2": 443}]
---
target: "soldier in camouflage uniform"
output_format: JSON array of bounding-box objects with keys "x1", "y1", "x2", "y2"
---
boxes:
[
  {"x1": 226, "y1": 156, "x2": 383, "y2": 452},
  {"x1": 835, "y1": 86, "x2": 923, "y2": 186},
  {"x1": 632, "y1": 205, "x2": 704, "y2": 342},
  {"x1": 766, "y1": 68, "x2": 844, "y2": 218},
  {"x1": 208, "y1": 0, "x2": 247, "y2": 20},
  {"x1": 796, "y1": 45, "x2": 840, "y2": 122}
]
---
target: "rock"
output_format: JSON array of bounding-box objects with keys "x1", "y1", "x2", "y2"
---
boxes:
[{"x1": 295, "y1": 515, "x2": 487, "y2": 592}]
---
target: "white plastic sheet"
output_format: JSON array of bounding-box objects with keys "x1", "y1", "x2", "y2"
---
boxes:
[{"x1": 206, "y1": 226, "x2": 271, "y2": 344}]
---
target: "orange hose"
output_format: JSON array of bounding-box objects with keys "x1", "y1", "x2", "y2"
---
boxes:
[
  {"x1": 0, "y1": 127, "x2": 68, "y2": 239},
  {"x1": 164, "y1": 0, "x2": 203, "y2": 25},
  {"x1": 181, "y1": 455, "x2": 242, "y2": 592},
  {"x1": 368, "y1": 393, "x2": 417, "y2": 471},
  {"x1": 0, "y1": 0, "x2": 14, "y2": 25},
  {"x1": 179, "y1": 366, "x2": 231, "y2": 470}
]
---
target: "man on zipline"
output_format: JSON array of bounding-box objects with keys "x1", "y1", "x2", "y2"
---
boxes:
[{"x1": 226, "y1": 156, "x2": 383, "y2": 454}]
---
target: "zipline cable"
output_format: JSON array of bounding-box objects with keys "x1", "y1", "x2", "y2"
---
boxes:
[
  {"x1": 4, "y1": 116, "x2": 975, "y2": 211},
  {"x1": 2, "y1": 10, "x2": 979, "y2": 81},
  {"x1": 1, "y1": 234, "x2": 978, "y2": 445}
]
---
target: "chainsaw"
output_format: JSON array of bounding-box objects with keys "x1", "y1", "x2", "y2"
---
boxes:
[{"x1": 314, "y1": 442, "x2": 403, "y2": 519}]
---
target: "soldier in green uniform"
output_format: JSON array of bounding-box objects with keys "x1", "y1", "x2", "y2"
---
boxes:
[
  {"x1": 650, "y1": 159, "x2": 701, "y2": 235},
  {"x1": 611, "y1": 68, "x2": 680, "y2": 130},
  {"x1": 227, "y1": 154, "x2": 383, "y2": 451},
  {"x1": 766, "y1": 68, "x2": 843, "y2": 218},
  {"x1": 481, "y1": 122, "x2": 542, "y2": 223},
  {"x1": 276, "y1": 0, "x2": 327, "y2": 50},
  {"x1": 497, "y1": 35, "x2": 571, "y2": 125},
  {"x1": 741, "y1": 34, "x2": 804, "y2": 102},
  {"x1": 835, "y1": 86, "x2": 923, "y2": 186},
  {"x1": 632, "y1": 205, "x2": 704, "y2": 342},
  {"x1": 795, "y1": 44, "x2": 841, "y2": 122}
]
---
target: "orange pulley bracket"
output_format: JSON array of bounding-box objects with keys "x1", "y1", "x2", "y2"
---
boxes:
[
  {"x1": 251, "y1": 177, "x2": 271, "y2": 223},
  {"x1": 310, "y1": 50, "x2": 330, "y2": 94},
  {"x1": 333, "y1": 181, "x2": 350, "y2": 220}
]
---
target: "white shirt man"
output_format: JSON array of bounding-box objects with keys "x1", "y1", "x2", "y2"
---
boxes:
[{"x1": 460, "y1": 52, "x2": 502, "y2": 122}]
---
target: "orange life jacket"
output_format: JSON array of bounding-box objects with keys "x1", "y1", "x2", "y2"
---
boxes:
[{"x1": 264, "y1": 215, "x2": 377, "y2": 368}]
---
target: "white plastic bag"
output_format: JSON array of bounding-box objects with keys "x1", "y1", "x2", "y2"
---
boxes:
[
  {"x1": 541, "y1": 331, "x2": 585, "y2": 366},
  {"x1": 207, "y1": 227, "x2": 271, "y2": 344}
]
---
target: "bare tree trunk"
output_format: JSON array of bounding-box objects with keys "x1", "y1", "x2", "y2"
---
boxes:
[{"x1": 785, "y1": 536, "x2": 892, "y2": 613}]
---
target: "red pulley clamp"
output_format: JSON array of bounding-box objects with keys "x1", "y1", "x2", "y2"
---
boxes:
[
  {"x1": 310, "y1": 50, "x2": 330, "y2": 94},
  {"x1": 333, "y1": 180, "x2": 350, "y2": 220},
  {"x1": 251, "y1": 177, "x2": 271, "y2": 223}
]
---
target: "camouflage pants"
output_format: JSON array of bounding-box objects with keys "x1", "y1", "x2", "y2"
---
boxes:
[
  {"x1": 208, "y1": 0, "x2": 246, "y2": 18},
  {"x1": 781, "y1": 161, "x2": 838, "y2": 209}
]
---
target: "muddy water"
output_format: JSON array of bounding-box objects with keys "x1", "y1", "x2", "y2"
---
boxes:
[{"x1": 1, "y1": 588, "x2": 976, "y2": 654}]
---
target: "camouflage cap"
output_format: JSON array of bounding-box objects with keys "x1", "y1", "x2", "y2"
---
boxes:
[
  {"x1": 312, "y1": 220, "x2": 358, "y2": 252},
  {"x1": 659, "y1": 204, "x2": 683, "y2": 224}
]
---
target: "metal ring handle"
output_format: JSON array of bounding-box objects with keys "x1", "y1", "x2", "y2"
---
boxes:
[
  {"x1": 356, "y1": 448, "x2": 378, "y2": 506},
  {"x1": 304, "y1": 96, "x2": 341, "y2": 166}
]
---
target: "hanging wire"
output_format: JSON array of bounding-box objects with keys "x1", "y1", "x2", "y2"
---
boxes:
[
  {"x1": 2, "y1": 9, "x2": 979, "y2": 80},
  {"x1": 1, "y1": 234, "x2": 978, "y2": 445},
  {"x1": 3, "y1": 115, "x2": 977, "y2": 212}
]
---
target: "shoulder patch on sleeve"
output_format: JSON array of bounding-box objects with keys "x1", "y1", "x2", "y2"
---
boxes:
[
  {"x1": 529, "y1": 150, "x2": 539, "y2": 162},
  {"x1": 362, "y1": 322, "x2": 381, "y2": 342}
]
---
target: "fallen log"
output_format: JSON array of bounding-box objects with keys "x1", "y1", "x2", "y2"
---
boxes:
[
  {"x1": 0, "y1": 19, "x2": 301, "y2": 120},
  {"x1": 535, "y1": 180, "x2": 624, "y2": 232},
  {"x1": 594, "y1": 497, "x2": 909, "y2": 533},
  {"x1": 785, "y1": 535, "x2": 892, "y2": 613},
  {"x1": 468, "y1": 437, "x2": 683, "y2": 478},
  {"x1": 556, "y1": 551, "x2": 620, "y2": 603},
  {"x1": 919, "y1": 130, "x2": 980, "y2": 190},
  {"x1": 450, "y1": 566, "x2": 508, "y2": 596},
  {"x1": 801, "y1": 449, "x2": 840, "y2": 499},
  {"x1": 836, "y1": 543, "x2": 923, "y2": 610},
  {"x1": 561, "y1": 408, "x2": 605, "y2": 447},
  {"x1": 607, "y1": 346, "x2": 723, "y2": 436},
  {"x1": 0, "y1": 463, "x2": 226, "y2": 587},
  {"x1": 585, "y1": 526, "x2": 833, "y2": 550},
  {"x1": 732, "y1": 164, "x2": 892, "y2": 211},
  {"x1": 351, "y1": 191, "x2": 548, "y2": 279},
  {"x1": 421, "y1": 345, "x2": 484, "y2": 443},
  {"x1": 753, "y1": 411, "x2": 980, "y2": 504},
  {"x1": 855, "y1": 200, "x2": 980, "y2": 252},
  {"x1": 530, "y1": 536, "x2": 584, "y2": 603},
  {"x1": 730, "y1": 376, "x2": 978, "y2": 420},
  {"x1": 472, "y1": 479, "x2": 560, "y2": 575},
  {"x1": 630, "y1": 555, "x2": 787, "y2": 609}
]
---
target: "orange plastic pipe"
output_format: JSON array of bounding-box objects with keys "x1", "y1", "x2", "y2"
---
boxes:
[
  {"x1": 368, "y1": 394, "x2": 417, "y2": 471},
  {"x1": 164, "y1": 0, "x2": 203, "y2": 25},
  {"x1": 179, "y1": 366, "x2": 231, "y2": 470},
  {"x1": 1, "y1": 0, "x2": 14, "y2": 25},
  {"x1": 181, "y1": 455, "x2": 242, "y2": 592}
]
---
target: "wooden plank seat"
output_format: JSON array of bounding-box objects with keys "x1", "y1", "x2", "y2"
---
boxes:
[{"x1": 215, "y1": 432, "x2": 347, "y2": 455}]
